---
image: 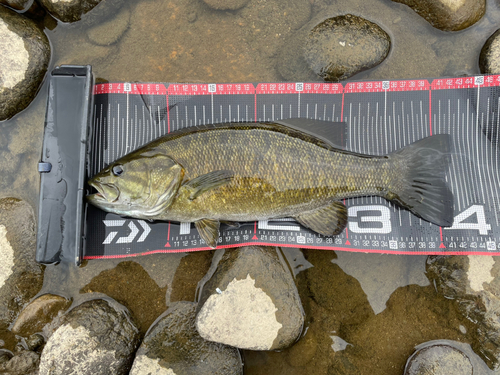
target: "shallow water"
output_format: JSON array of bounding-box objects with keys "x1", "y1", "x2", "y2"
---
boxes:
[{"x1": 2, "y1": 0, "x2": 500, "y2": 373}]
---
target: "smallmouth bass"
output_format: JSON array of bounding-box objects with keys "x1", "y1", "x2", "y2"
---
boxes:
[{"x1": 87, "y1": 121, "x2": 454, "y2": 248}]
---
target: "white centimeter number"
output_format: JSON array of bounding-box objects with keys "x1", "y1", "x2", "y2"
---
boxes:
[{"x1": 169, "y1": 204, "x2": 492, "y2": 237}]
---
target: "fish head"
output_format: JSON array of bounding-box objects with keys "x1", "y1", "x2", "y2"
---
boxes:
[{"x1": 87, "y1": 151, "x2": 184, "y2": 218}]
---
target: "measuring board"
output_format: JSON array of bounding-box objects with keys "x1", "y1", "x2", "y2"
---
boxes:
[{"x1": 75, "y1": 75, "x2": 500, "y2": 260}]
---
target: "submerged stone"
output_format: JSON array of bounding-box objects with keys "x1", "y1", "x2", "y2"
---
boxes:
[
  {"x1": 12, "y1": 294, "x2": 71, "y2": 337},
  {"x1": 0, "y1": 0, "x2": 33, "y2": 11},
  {"x1": 130, "y1": 301, "x2": 242, "y2": 375},
  {"x1": 39, "y1": 298, "x2": 140, "y2": 375},
  {"x1": 303, "y1": 14, "x2": 390, "y2": 82},
  {"x1": 480, "y1": 29, "x2": 500, "y2": 75},
  {"x1": 0, "y1": 198, "x2": 43, "y2": 331},
  {"x1": 404, "y1": 344, "x2": 473, "y2": 375},
  {"x1": 202, "y1": 0, "x2": 249, "y2": 11},
  {"x1": 0, "y1": 6, "x2": 50, "y2": 121},
  {"x1": 38, "y1": 0, "x2": 123, "y2": 24},
  {"x1": 0, "y1": 350, "x2": 39, "y2": 375},
  {"x1": 392, "y1": 0, "x2": 485, "y2": 31},
  {"x1": 196, "y1": 246, "x2": 304, "y2": 350},
  {"x1": 426, "y1": 255, "x2": 500, "y2": 370}
]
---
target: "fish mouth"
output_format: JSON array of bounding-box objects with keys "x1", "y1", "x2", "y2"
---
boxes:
[{"x1": 87, "y1": 181, "x2": 120, "y2": 203}]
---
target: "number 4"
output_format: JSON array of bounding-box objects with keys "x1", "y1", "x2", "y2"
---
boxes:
[{"x1": 445, "y1": 205, "x2": 491, "y2": 235}]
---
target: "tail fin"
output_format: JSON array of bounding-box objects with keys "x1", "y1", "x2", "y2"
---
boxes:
[{"x1": 388, "y1": 134, "x2": 454, "y2": 227}]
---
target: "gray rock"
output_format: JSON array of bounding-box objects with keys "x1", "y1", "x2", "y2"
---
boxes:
[
  {"x1": 392, "y1": 0, "x2": 485, "y2": 31},
  {"x1": 39, "y1": 298, "x2": 140, "y2": 375},
  {"x1": 426, "y1": 255, "x2": 500, "y2": 370},
  {"x1": 86, "y1": 6, "x2": 129, "y2": 46},
  {"x1": 0, "y1": 198, "x2": 44, "y2": 331},
  {"x1": 303, "y1": 14, "x2": 390, "y2": 82},
  {"x1": 0, "y1": 6, "x2": 50, "y2": 121},
  {"x1": 404, "y1": 344, "x2": 472, "y2": 375},
  {"x1": 196, "y1": 246, "x2": 304, "y2": 351},
  {"x1": 0, "y1": 350, "x2": 39, "y2": 375},
  {"x1": 202, "y1": 0, "x2": 249, "y2": 11},
  {"x1": 480, "y1": 29, "x2": 500, "y2": 74},
  {"x1": 38, "y1": 0, "x2": 123, "y2": 24},
  {"x1": 12, "y1": 294, "x2": 72, "y2": 337},
  {"x1": 130, "y1": 301, "x2": 242, "y2": 375},
  {"x1": 0, "y1": 0, "x2": 33, "y2": 12}
]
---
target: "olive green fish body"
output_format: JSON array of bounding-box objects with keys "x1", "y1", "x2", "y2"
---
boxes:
[
  {"x1": 152, "y1": 125, "x2": 392, "y2": 222},
  {"x1": 87, "y1": 122, "x2": 454, "y2": 248}
]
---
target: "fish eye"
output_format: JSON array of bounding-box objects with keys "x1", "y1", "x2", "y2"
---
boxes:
[{"x1": 112, "y1": 165, "x2": 124, "y2": 176}]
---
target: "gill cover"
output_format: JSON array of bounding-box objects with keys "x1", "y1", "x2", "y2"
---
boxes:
[{"x1": 139, "y1": 152, "x2": 184, "y2": 217}]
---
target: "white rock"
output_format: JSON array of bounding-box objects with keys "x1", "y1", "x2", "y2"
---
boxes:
[
  {"x1": 467, "y1": 255, "x2": 495, "y2": 292},
  {"x1": 130, "y1": 355, "x2": 176, "y2": 375},
  {"x1": 0, "y1": 225, "x2": 14, "y2": 289},
  {"x1": 39, "y1": 324, "x2": 121, "y2": 374},
  {"x1": 0, "y1": 19, "x2": 29, "y2": 91},
  {"x1": 196, "y1": 274, "x2": 282, "y2": 350}
]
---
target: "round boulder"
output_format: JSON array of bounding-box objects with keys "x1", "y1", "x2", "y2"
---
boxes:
[
  {"x1": 195, "y1": 246, "x2": 304, "y2": 351},
  {"x1": 303, "y1": 14, "x2": 390, "y2": 82},
  {"x1": 12, "y1": 294, "x2": 72, "y2": 337},
  {"x1": 202, "y1": 0, "x2": 249, "y2": 11},
  {"x1": 39, "y1": 298, "x2": 140, "y2": 375},
  {"x1": 38, "y1": 0, "x2": 123, "y2": 24},
  {"x1": 0, "y1": 0, "x2": 33, "y2": 12},
  {"x1": 405, "y1": 344, "x2": 473, "y2": 375},
  {"x1": 0, "y1": 350, "x2": 39, "y2": 375},
  {"x1": 0, "y1": 198, "x2": 44, "y2": 331},
  {"x1": 480, "y1": 29, "x2": 500, "y2": 75},
  {"x1": 130, "y1": 301, "x2": 242, "y2": 375},
  {"x1": 392, "y1": 0, "x2": 485, "y2": 31},
  {"x1": 0, "y1": 6, "x2": 50, "y2": 121}
]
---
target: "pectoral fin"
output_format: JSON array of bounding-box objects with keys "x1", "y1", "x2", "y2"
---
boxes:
[
  {"x1": 295, "y1": 201, "x2": 348, "y2": 236},
  {"x1": 195, "y1": 219, "x2": 220, "y2": 248},
  {"x1": 184, "y1": 170, "x2": 234, "y2": 200}
]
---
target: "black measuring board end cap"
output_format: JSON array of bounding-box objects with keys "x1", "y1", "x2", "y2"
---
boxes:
[{"x1": 36, "y1": 65, "x2": 94, "y2": 266}]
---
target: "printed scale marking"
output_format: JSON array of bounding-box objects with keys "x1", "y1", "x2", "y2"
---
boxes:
[{"x1": 85, "y1": 76, "x2": 500, "y2": 258}]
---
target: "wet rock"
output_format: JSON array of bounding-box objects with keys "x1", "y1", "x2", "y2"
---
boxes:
[
  {"x1": 38, "y1": 0, "x2": 123, "y2": 24},
  {"x1": 0, "y1": 6, "x2": 50, "y2": 121},
  {"x1": 130, "y1": 301, "x2": 243, "y2": 375},
  {"x1": 86, "y1": 6, "x2": 130, "y2": 46},
  {"x1": 11, "y1": 294, "x2": 71, "y2": 337},
  {"x1": 480, "y1": 29, "x2": 500, "y2": 74},
  {"x1": 303, "y1": 14, "x2": 390, "y2": 82},
  {"x1": 404, "y1": 344, "x2": 473, "y2": 375},
  {"x1": 196, "y1": 246, "x2": 304, "y2": 351},
  {"x1": 0, "y1": 198, "x2": 44, "y2": 331},
  {"x1": 0, "y1": 350, "x2": 39, "y2": 375},
  {"x1": 25, "y1": 333, "x2": 44, "y2": 351},
  {"x1": 202, "y1": 0, "x2": 249, "y2": 11},
  {"x1": 0, "y1": 0, "x2": 33, "y2": 12},
  {"x1": 426, "y1": 255, "x2": 500, "y2": 370},
  {"x1": 39, "y1": 298, "x2": 140, "y2": 375},
  {"x1": 392, "y1": 0, "x2": 485, "y2": 31}
]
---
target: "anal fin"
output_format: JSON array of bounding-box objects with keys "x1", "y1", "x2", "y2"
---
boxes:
[
  {"x1": 195, "y1": 219, "x2": 220, "y2": 248},
  {"x1": 295, "y1": 201, "x2": 348, "y2": 236}
]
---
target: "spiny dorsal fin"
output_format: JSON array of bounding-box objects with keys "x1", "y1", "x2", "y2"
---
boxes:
[{"x1": 295, "y1": 201, "x2": 348, "y2": 236}]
